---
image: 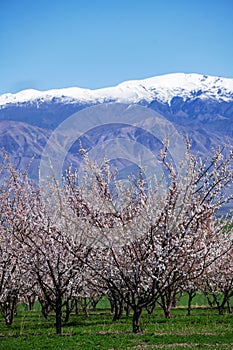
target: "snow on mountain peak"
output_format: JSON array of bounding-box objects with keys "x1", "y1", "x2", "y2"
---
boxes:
[
  {"x1": 1, "y1": 73, "x2": 233, "y2": 108},
  {"x1": 116, "y1": 73, "x2": 233, "y2": 104}
]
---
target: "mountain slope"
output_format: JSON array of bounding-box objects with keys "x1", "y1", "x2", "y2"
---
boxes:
[{"x1": 0, "y1": 73, "x2": 232, "y2": 187}]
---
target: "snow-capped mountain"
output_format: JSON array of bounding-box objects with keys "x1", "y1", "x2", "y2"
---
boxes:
[
  {"x1": 0, "y1": 73, "x2": 232, "y2": 201},
  {"x1": 1, "y1": 73, "x2": 233, "y2": 107}
]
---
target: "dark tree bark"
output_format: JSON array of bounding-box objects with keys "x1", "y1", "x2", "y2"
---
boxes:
[
  {"x1": 0, "y1": 291, "x2": 18, "y2": 325},
  {"x1": 132, "y1": 307, "x2": 142, "y2": 334},
  {"x1": 64, "y1": 298, "x2": 74, "y2": 323},
  {"x1": 158, "y1": 290, "x2": 174, "y2": 319},
  {"x1": 125, "y1": 303, "x2": 131, "y2": 317},
  {"x1": 82, "y1": 297, "x2": 89, "y2": 317},
  {"x1": 187, "y1": 290, "x2": 196, "y2": 316},
  {"x1": 55, "y1": 294, "x2": 63, "y2": 335},
  {"x1": 227, "y1": 299, "x2": 232, "y2": 314}
]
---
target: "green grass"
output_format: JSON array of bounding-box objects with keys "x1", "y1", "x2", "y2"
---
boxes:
[
  {"x1": 0, "y1": 302, "x2": 233, "y2": 349},
  {"x1": 177, "y1": 292, "x2": 212, "y2": 307}
]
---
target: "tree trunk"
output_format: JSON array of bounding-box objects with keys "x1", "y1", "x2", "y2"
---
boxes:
[
  {"x1": 28, "y1": 295, "x2": 36, "y2": 311},
  {"x1": 64, "y1": 299, "x2": 73, "y2": 323},
  {"x1": 2, "y1": 293, "x2": 18, "y2": 325},
  {"x1": 55, "y1": 296, "x2": 62, "y2": 335},
  {"x1": 82, "y1": 297, "x2": 89, "y2": 317},
  {"x1": 164, "y1": 305, "x2": 172, "y2": 319},
  {"x1": 204, "y1": 293, "x2": 214, "y2": 308},
  {"x1": 5, "y1": 303, "x2": 15, "y2": 325},
  {"x1": 218, "y1": 291, "x2": 232, "y2": 316},
  {"x1": 132, "y1": 307, "x2": 142, "y2": 333},
  {"x1": 227, "y1": 299, "x2": 232, "y2": 314},
  {"x1": 75, "y1": 298, "x2": 79, "y2": 315},
  {"x1": 109, "y1": 298, "x2": 115, "y2": 314},
  {"x1": 172, "y1": 294, "x2": 177, "y2": 308},
  {"x1": 39, "y1": 297, "x2": 52, "y2": 319},
  {"x1": 112, "y1": 299, "x2": 119, "y2": 321},
  {"x1": 187, "y1": 290, "x2": 196, "y2": 316},
  {"x1": 90, "y1": 296, "x2": 100, "y2": 311},
  {"x1": 159, "y1": 293, "x2": 173, "y2": 319},
  {"x1": 125, "y1": 303, "x2": 131, "y2": 317},
  {"x1": 212, "y1": 294, "x2": 224, "y2": 316},
  {"x1": 117, "y1": 298, "x2": 124, "y2": 320}
]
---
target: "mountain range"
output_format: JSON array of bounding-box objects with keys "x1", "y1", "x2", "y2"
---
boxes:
[{"x1": 0, "y1": 73, "x2": 232, "y2": 193}]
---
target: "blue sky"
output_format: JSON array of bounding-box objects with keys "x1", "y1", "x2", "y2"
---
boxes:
[{"x1": 1, "y1": 0, "x2": 233, "y2": 94}]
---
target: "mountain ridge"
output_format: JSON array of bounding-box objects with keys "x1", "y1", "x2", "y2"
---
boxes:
[{"x1": 1, "y1": 73, "x2": 233, "y2": 107}]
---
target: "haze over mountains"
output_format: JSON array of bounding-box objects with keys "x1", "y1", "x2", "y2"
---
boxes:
[{"x1": 0, "y1": 72, "x2": 232, "y2": 187}]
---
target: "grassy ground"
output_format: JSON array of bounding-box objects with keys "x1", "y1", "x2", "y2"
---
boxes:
[{"x1": 0, "y1": 302, "x2": 233, "y2": 349}]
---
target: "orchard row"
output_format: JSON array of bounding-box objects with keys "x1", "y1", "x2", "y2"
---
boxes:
[{"x1": 0, "y1": 142, "x2": 232, "y2": 334}]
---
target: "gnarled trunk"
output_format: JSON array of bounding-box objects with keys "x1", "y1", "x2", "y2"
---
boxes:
[
  {"x1": 132, "y1": 307, "x2": 142, "y2": 333},
  {"x1": 55, "y1": 295, "x2": 63, "y2": 335},
  {"x1": 0, "y1": 292, "x2": 18, "y2": 325},
  {"x1": 187, "y1": 290, "x2": 196, "y2": 316}
]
